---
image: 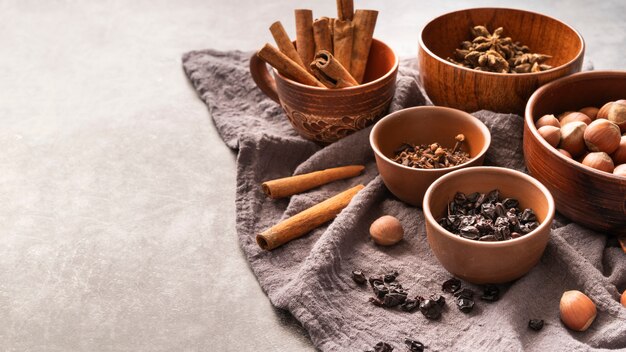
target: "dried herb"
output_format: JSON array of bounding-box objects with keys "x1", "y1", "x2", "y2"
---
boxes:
[
  {"x1": 528, "y1": 319, "x2": 545, "y2": 331},
  {"x1": 392, "y1": 134, "x2": 470, "y2": 169},
  {"x1": 448, "y1": 25, "x2": 552, "y2": 73},
  {"x1": 438, "y1": 189, "x2": 540, "y2": 241}
]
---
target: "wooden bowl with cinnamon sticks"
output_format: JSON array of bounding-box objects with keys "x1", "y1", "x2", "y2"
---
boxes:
[{"x1": 250, "y1": 1, "x2": 398, "y2": 144}]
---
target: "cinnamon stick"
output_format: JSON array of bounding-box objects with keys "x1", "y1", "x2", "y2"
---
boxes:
[
  {"x1": 350, "y1": 9, "x2": 378, "y2": 83},
  {"x1": 269, "y1": 21, "x2": 305, "y2": 69},
  {"x1": 262, "y1": 164, "x2": 364, "y2": 199},
  {"x1": 336, "y1": 0, "x2": 354, "y2": 21},
  {"x1": 311, "y1": 50, "x2": 358, "y2": 88},
  {"x1": 256, "y1": 184, "x2": 365, "y2": 250},
  {"x1": 257, "y1": 43, "x2": 325, "y2": 88},
  {"x1": 313, "y1": 17, "x2": 333, "y2": 54},
  {"x1": 333, "y1": 19, "x2": 354, "y2": 72},
  {"x1": 295, "y1": 9, "x2": 315, "y2": 72}
]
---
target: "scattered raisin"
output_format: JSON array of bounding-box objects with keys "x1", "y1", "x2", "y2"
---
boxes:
[
  {"x1": 453, "y1": 288, "x2": 475, "y2": 299},
  {"x1": 352, "y1": 270, "x2": 367, "y2": 285},
  {"x1": 419, "y1": 299, "x2": 442, "y2": 319},
  {"x1": 404, "y1": 338, "x2": 425, "y2": 352},
  {"x1": 457, "y1": 297, "x2": 474, "y2": 313},
  {"x1": 400, "y1": 297, "x2": 421, "y2": 312},
  {"x1": 442, "y1": 278, "x2": 461, "y2": 293},
  {"x1": 365, "y1": 341, "x2": 394, "y2": 352},
  {"x1": 528, "y1": 319, "x2": 544, "y2": 331},
  {"x1": 481, "y1": 285, "x2": 500, "y2": 302},
  {"x1": 384, "y1": 271, "x2": 399, "y2": 283}
]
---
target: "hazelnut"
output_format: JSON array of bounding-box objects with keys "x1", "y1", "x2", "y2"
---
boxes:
[
  {"x1": 535, "y1": 114, "x2": 560, "y2": 129},
  {"x1": 614, "y1": 164, "x2": 626, "y2": 178},
  {"x1": 583, "y1": 119, "x2": 621, "y2": 154},
  {"x1": 560, "y1": 290, "x2": 596, "y2": 332},
  {"x1": 611, "y1": 136, "x2": 626, "y2": 164},
  {"x1": 559, "y1": 121, "x2": 587, "y2": 158},
  {"x1": 579, "y1": 106, "x2": 599, "y2": 120},
  {"x1": 537, "y1": 125, "x2": 560, "y2": 148},
  {"x1": 582, "y1": 152, "x2": 614, "y2": 173},
  {"x1": 560, "y1": 112, "x2": 592, "y2": 126},
  {"x1": 596, "y1": 101, "x2": 612, "y2": 119},
  {"x1": 370, "y1": 215, "x2": 404, "y2": 246},
  {"x1": 558, "y1": 111, "x2": 576, "y2": 120},
  {"x1": 558, "y1": 149, "x2": 572, "y2": 159},
  {"x1": 607, "y1": 100, "x2": 626, "y2": 132}
]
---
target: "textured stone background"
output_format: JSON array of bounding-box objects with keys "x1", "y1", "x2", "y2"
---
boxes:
[{"x1": 1, "y1": 0, "x2": 625, "y2": 351}]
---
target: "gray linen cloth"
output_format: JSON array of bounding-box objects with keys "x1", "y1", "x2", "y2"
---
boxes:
[{"x1": 182, "y1": 49, "x2": 626, "y2": 351}]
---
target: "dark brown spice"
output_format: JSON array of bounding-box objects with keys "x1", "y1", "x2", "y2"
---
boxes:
[
  {"x1": 438, "y1": 189, "x2": 540, "y2": 241},
  {"x1": 392, "y1": 134, "x2": 470, "y2": 169},
  {"x1": 447, "y1": 25, "x2": 552, "y2": 73}
]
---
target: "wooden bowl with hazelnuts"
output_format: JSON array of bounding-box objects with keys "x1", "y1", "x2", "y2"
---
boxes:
[{"x1": 524, "y1": 71, "x2": 626, "y2": 235}]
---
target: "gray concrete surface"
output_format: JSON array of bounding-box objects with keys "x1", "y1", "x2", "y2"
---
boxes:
[{"x1": 1, "y1": 0, "x2": 624, "y2": 351}]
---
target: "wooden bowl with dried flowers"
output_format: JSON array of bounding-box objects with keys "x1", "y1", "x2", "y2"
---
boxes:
[
  {"x1": 418, "y1": 8, "x2": 585, "y2": 114},
  {"x1": 525, "y1": 71, "x2": 626, "y2": 235}
]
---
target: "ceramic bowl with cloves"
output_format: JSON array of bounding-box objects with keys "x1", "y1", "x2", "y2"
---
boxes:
[
  {"x1": 418, "y1": 7, "x2": 585, "y2": 114},
  {"x1": 370, "y1": 106, "x2": 491, "y2": 206},
  {"x1": 423, "y1": 167, "x2": 555, "y2": 284},
  {"x1": 524, "y1": 71, "x2": 626, "y2": 235}
]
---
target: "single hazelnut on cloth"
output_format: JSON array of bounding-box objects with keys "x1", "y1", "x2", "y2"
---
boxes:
[
  {"x1": 370, "y1": 215, "x2": 404, "y2": 246},
  {"x1": 560, "y1": 290, "x2": 597, "y2": 332}
]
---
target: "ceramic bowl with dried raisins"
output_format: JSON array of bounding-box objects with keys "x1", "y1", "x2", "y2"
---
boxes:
[
  {"x1": 423, "y1": 166, "x2": 555, "y2": 284},
  {"x1": 370, "y1": 106, "x2": 491, "y2": 207}
]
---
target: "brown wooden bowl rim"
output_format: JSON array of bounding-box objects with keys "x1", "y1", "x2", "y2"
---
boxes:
[
  {"x1": 525, "y1": 70, "x2": 626, "y2": 181},
  {"x1": 272, "y1": 38, "x2": 399, "y2": 92},
  {"x1": 423, "y1": 166, "x2": 556, "y2": 247},
  {"x1": 370, "y1": 106, "x2": 492, "y2": 173},
  {"x1": 418, "y1": 7, "x2": 585, "y2": 77}
]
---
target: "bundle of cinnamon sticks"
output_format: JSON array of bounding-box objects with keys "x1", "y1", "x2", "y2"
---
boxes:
[{"x1": 256, "y1": 0, "x2": 378, "y2": 89}]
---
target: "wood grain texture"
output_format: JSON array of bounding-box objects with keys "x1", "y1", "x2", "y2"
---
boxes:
[
  {"x1": 524, "y1": 71, "x2": 626, "y2": 235},
  {"x1": 418, "y1": 8, "x2": 585, "y2": 114}
]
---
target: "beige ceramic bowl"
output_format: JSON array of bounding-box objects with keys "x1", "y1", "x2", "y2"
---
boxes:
[
  {"x1": 423, "y1": 167, "x2": 555, "y2": 284},
  {"x1": 370, "y1": 106, "x2": 491, "y2": 206}
]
